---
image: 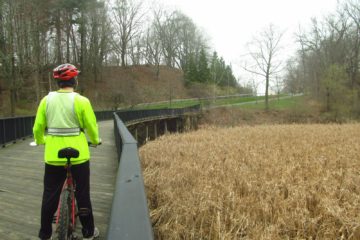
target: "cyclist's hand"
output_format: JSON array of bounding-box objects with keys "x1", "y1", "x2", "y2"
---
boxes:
[
  {"x1": 88, "y1": 138, "x2": 102, "y2": 147},
  {"x1": 30, "y1": 139, "x2": 45, "y2": 146}
]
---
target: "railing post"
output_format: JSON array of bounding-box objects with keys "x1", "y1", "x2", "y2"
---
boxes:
[
  {"x1": 145, "y1": 125, "x2": 149, "y2": 142},
  {"x1": 134, "y1": 127, "x2": 138, "y2": 141},
  {"x1": 22, "y1": 117, "x2": 26, "y2": 140},
  {"x1": 176, "y1": 118, "x2": 180, "y2": 132},
  {"x1": 164, "y1": 120, "x2": 168, "y2": 133},
  {"x1": 13, "y1": 119, "x2": 16, "y2": 143},
  {"x1": 154, "y1": 122, "x2": 157, "y2": 139},
  {"x1": 1, "y1": 119, "x2": 5, "y2": 147}
]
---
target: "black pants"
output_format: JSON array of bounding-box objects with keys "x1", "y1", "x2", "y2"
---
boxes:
[{"x1": 38, "y1": 161, "x2": 95, "y2": 239}]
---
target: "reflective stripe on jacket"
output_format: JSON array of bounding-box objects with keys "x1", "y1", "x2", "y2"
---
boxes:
[
  {"x1": 46, "y1": 91, "x2": 81, "y2": 136},
  {"x1": 33, "y1": 89, "x2": 100, "y2": 166}
]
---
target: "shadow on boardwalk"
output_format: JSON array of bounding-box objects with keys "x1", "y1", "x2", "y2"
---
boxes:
[{"x1": 0, "y1": 120, "x2": 117, "y2": 240}]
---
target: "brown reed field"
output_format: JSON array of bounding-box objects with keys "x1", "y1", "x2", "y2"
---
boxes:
[{"x1": 139, "y1": 124, "x2": 360, "y2": 240}]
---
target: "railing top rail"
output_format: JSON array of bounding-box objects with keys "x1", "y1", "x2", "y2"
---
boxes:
[
  {"x1": 116, "y1": 104, "x2": 201, "y2": 123},
  {"x1": 108, "y1": 113, "x2": 154, "y2": 240}
]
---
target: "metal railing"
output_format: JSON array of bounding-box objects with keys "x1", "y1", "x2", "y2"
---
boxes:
[
  {"x1": 0, "y1": 116, "x2": 36, "y2": 147},
  {"x1": 108, "y1": 114, "x2": 154, "y2": 240},
  {"x1": 108, "y1": 104, "x2": 201, "y2": 239},
  {"x1": 117, "y1": 104, "x2": 201, "y2": 124},
  {"x1": 0, "y1": 110, "x2": 114, "y2": 147},
  {"x1": 134, "y1": 93, "x2": 255, "y2": 108}
]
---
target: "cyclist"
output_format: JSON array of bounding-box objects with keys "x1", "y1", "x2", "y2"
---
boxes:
[{"x1": 33, "y1": 63, "x2": 101, "y2": 240}]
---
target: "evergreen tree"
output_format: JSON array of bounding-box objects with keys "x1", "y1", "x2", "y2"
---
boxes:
[
  {"x1": 217, "y1": 57, "x2": 226, "y2": 86},
  {"x1": 224, "y1": 65, "x2": 238, "y2": 87},
  {"x1": 210, "y1": 51, "x2": 219, "y2": 84},
  {"x1": 184, "y1": 52, "x2": 198, "y2": 85},
  {"x1": 209, "y1": 51, "x2": 238, "y2": 87},
  {"x1": 198, "y1": 48, "x2": 210, "y2": 83}
]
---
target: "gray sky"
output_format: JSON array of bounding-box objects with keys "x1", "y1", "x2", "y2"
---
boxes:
[{"x1": 153, "y1": 0, "x2": 340, "y2": 90}]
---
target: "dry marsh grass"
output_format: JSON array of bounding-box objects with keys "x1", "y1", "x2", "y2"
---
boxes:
[{"x1": 139, "y1": 124, "x2": 360, "y2": 239}]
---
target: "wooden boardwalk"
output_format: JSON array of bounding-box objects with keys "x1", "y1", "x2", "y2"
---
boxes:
[{"x1": 0, "y1": 120, "x2": 117, "y2": 240}]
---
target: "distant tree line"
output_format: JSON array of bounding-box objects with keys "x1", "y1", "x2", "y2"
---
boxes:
[
  {"x1": 0, "y1": 0, "x2": 238, "y2": 116},
  {"x1": 184, "y1": 49, "x2": 238, "y2": 88},
  {"x1": 284, "y1": 0, "x2": 360, "y2": 119}
]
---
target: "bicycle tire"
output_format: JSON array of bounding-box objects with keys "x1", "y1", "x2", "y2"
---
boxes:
[{"x1": 56, "y1": 190, "x2": 71, "y2": 240}]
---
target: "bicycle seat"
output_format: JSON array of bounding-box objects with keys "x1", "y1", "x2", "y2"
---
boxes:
[{"x1": 58, "y1": 147, "x2": 79, "y2": 159}]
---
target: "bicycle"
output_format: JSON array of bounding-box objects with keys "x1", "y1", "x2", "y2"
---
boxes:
[
  {"x1": 30, "y1": 141, "x2": 98, "y2": 240},
  {"x1": 55, "y1": 142, "x2": 100, "y2": 240},
  {"x1": 55, "y1": 147, "x2": 80, "y2": 240}
]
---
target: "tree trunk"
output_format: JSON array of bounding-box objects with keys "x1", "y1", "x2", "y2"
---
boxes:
[
  {"x1": 10, "y1": 88, "x2": 16, "y2": 116},
  {"x1": 71, "y1": 26, "x2": 78, "y2": 64},
  {"x1": 32, "y1": 14, "x2": 42, "y2": 103},
  {"x1": 121, "y1": 43, "x2": 126, "y2": 67},
  {"x1": 79, "y1": 11, "x2": 86, "y2": 72},
  {"x1": 55, "y1": 10, "x2": 62, "y2": 64},
  {"x1": 10, "y1": 52, "x2": 16, "y2": 116},
  {"x1": 156, "y1": 63, "x2": 160, "y2": 80},
  {"x1": 265, "y1": 74, "x2": 269, "y2": 111},
  {"x1": 66, "y1": 14, "x2": 70, "y2": 63},
  {"x1": 326, "y1": 87, "x2": 330, "y2": 112}
]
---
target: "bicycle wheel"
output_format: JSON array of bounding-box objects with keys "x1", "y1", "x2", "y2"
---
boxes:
[{"x1": 56, "y1": 190, "x2": 71, "y2": 240}]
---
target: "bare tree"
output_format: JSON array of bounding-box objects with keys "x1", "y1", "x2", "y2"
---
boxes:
[
  {"x1": 144, "y1": 27, "x2": 161, "y2": 77},
  {"x1": 129, "y1": 37, "x2": 143, "y2": 65},
  {"x1": 153, "y1": 9, "x2": 179, "y2": 68},
  {"x1": 0, "y1": 0, "x2": 32, "y2": 116},
  {"x1": 29, "y1": 0, "x2": 51, "y2": 103},
  {"x1": 172, "y1": 11, "x2": 202, "y2": 70},
  {"x1": 244, "y1": 24, "x2": 284, "y2": 110},
  {"x1": 343, "y1": 0, "x2": 360, "y2": 89},
  {"x1": 87, "y1": 1, "x2": 112, "y2": 82},
  {"x1": 283, "y1": 56, "x2": 304, "y2": 94},
  {"x1": 111, "y1": 0, "x2": 144, "y2": 67}
]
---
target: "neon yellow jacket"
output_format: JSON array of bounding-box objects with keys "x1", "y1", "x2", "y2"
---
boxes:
[{"x1": 33, "y1": 89, "x2": 100, "y2": 166}]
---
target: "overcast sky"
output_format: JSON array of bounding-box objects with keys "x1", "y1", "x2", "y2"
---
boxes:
[{"x1": 149, "y1": 0, "x2": 340, "y2": 88}]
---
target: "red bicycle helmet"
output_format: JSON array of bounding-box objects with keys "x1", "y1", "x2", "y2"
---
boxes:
[{"x1": 53, "y1": 63, "x2": 79, "y2": 81}]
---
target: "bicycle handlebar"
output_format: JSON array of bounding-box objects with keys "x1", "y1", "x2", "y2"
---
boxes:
[
  {"x1": 30, "y1": 140, "x2": 102, "y2": 147},
  {"x1": 88, "y1": 142, "x2": 101, "y2": 147}
]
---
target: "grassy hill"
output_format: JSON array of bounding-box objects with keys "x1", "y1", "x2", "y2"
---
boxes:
[
  {"x1": 0, "y1": 65, "x2": 244, "y2": 117},
  {"x1": 84, "y1": 65, "x2": 191, "y2": 110},
  {"x1": 198, "y1": 95, "x2": 330, "y2": 126}
]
